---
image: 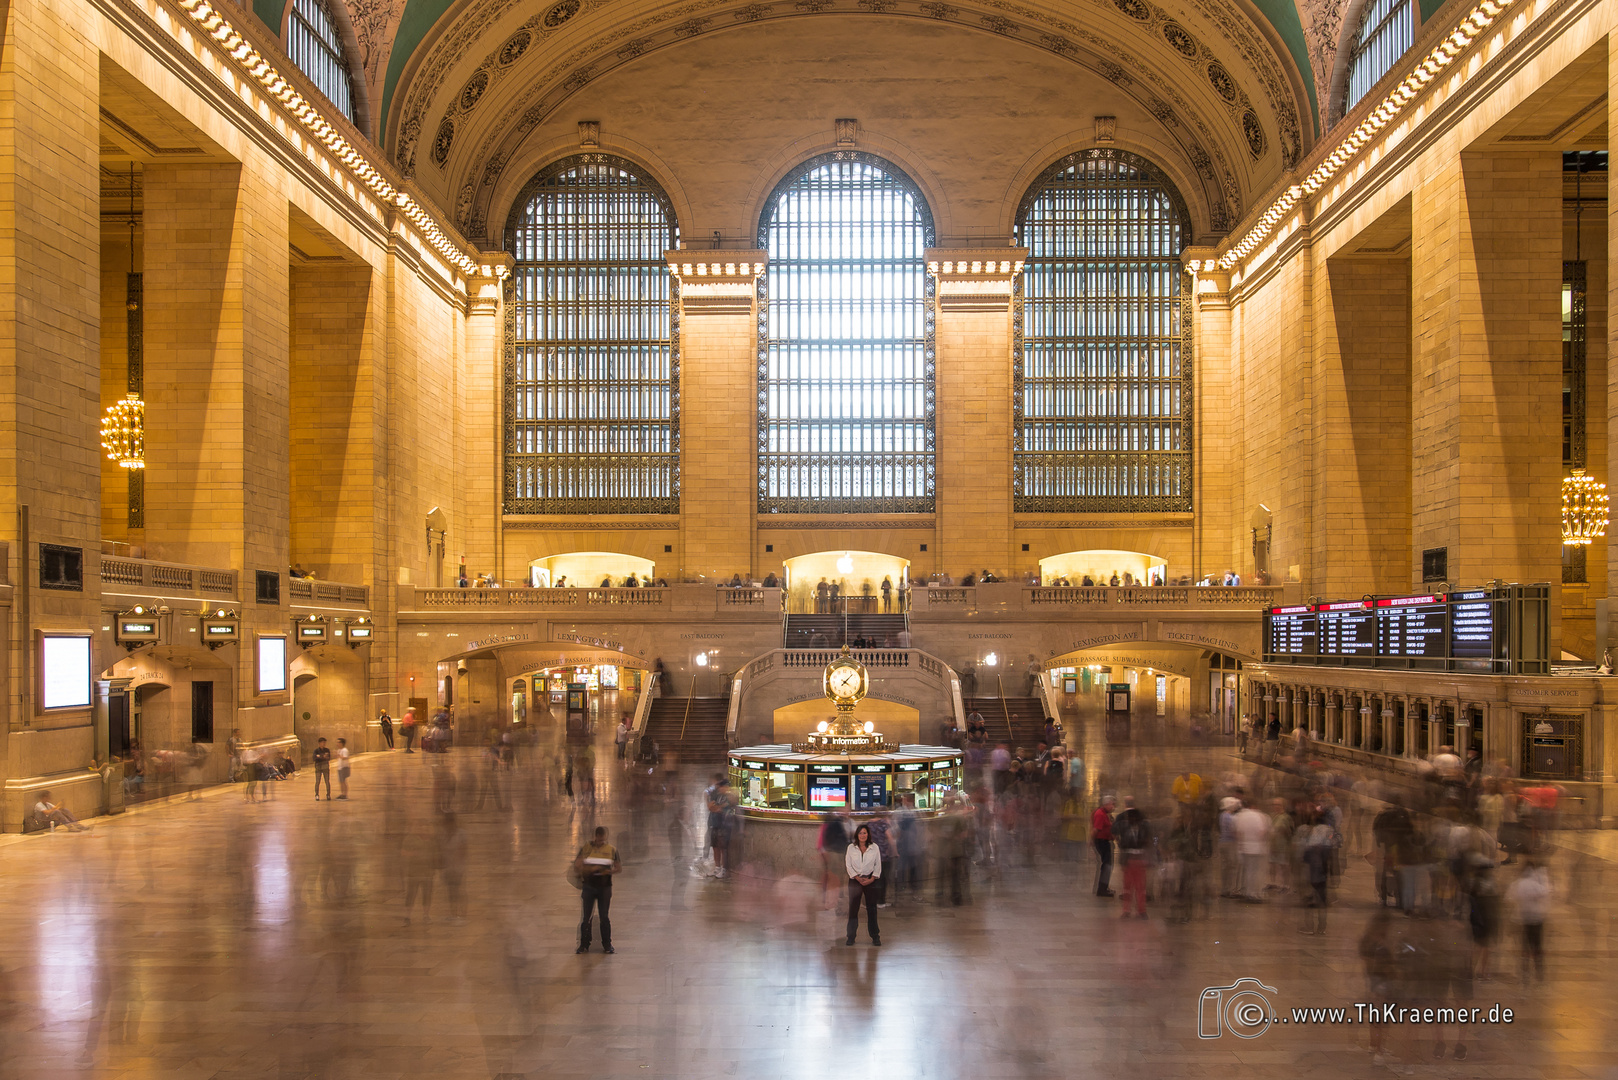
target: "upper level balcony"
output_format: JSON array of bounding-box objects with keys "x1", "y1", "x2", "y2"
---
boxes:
[{"x1": 100, "y1": 555, "x2": 237, "y2": 602}]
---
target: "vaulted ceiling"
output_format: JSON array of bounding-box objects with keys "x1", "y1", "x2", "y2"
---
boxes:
[{"x1": 248, "y1": 0, "x2": 1438, "y2": 244}]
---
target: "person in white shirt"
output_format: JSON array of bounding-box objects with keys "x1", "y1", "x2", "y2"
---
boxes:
[
  {"x1": 34, "y1": 790, "x2": 87, "y2": 832},
  {"x1": 845, "y1": 824, "x2": 882, "y2": 946},
  {"x1": 1232, "y1": 800, "x2": 1271, "y2": 901},
  {"x1": 335, "y1": 738, "x2": 352, "y2": 800},
  {"x1": 1506, "y1": 859, "x2": 1551, "y2": 981}
]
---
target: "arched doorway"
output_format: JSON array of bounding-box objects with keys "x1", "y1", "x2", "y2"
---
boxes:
[
  {"x1": 782, "y1": 550, "x2": 910, "y2": 614},
  {"x1": 1038, "y1": 549, "x2": 1167, "y2": 587},
  {"x1": 528, "y1": 551, "x2": 656, "y2": 588}
]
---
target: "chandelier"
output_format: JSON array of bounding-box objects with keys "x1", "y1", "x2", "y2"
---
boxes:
[
  {"x1": 100, "y1": 393, "x2": 146, "y2": 469},
  {"x1": 1561, "y1": 468, "x2": 1608, "y2": 545}
]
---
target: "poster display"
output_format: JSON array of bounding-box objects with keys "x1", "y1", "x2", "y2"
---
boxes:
[
  {"x1": 40, "y1": 635, "x2": 92, "y2": 709},
  {"x1": 257, "y1": 636, "x2": 287, "y2": 693}
]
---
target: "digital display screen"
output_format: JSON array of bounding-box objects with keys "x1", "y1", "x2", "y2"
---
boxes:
[
  {"x1": 299, "y1": 627, "x2": 325, "y2": 638},
  {"x1": 809, "y1": 782, "x2": 847, "y2": 809},
  {"x1": 855, "y1": 764, "x2": 889, "y2": 773},
  {"x1": 206, "y1": 624, "x2": 235, "y2": 635},
  {"x1": 1316, "y1": 601, "x2": 1377, "y2": 657},
  {"x1": 120, "y1": 622, "x2": 156, "y2": 635},
  {"x1": 1265, "y1": 588, "x2": 1537, "y2": 673},
  {"x1": 771, "y1": 762, "x2": 803, "y2": 772},
  {"x1": 1265, "y1": 605, "x2": 1316, "y2": 656},
  {"x1": 743, "y1": 761, "x2": 766, "y2": 769},
  {"x1": 257, "y1": 636, "x2": 287, "y2": 693},
  {"x1": 931, "y1": 761, "x2": 956, "y2": 770},
  {"x1": 810, "y1": 764, "x2": 845, "y2": 774},
  {"x1": 347, "y1": 626, "x2": 371, "y2": 639},
  {"x1": 40, "y1": 635, "x2": 92, "y2": 709},
  {"x1": 897, "y1": 762, "x2": 926, "y2": 772},
  {"x1": 1449, "y1": 591, "x2": 1496, "y2": 660}
]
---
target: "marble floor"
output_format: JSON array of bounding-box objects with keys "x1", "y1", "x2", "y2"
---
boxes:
[{"x1": 1, "y1": 703, "x2": 1616, "y2": 1080}]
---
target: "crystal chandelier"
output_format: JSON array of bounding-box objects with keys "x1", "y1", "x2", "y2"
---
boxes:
[
  {"x1": 1561, "y1": 468, "x2": 1608, "y2": 546},
  {"x1": 100, "y1": 393, "x2": 146, "y2": 469}
]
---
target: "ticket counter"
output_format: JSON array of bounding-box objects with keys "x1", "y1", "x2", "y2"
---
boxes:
[{"x1": 728, "y1": 745, "x2": 963, "y2": 817}]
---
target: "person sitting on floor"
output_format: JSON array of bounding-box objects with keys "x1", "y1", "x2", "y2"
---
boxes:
[{"x1": 34, "y1": 790, "x2": 88, "y2": 832}]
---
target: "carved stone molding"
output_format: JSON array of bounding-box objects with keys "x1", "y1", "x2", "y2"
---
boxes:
[
  {"x1": 1014, "y1": 516, "x2": 1195, "y2": 529},
  {"x1": 666, "y1": 250, "x2": 767, "y2": 315},
  {"x1": 926, "y1": 247, "x2": 1027, "y2": 312},
  {"x1": 502, "y1": 517, "x2": 681, "y2": 529}
]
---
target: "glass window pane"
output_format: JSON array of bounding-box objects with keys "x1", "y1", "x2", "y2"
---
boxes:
[
  {"x1": 502, "y1": 158, "x2": 679, "y2": 513},
  {"x1": 758, "y1": 155, "x2": 935, "y2": 513},
  {"x1": 287, "y1": 0, "x2": 356, "y2": 122},
  {"x1": 1013, "y1": 150, "x2": 1191, "y2": 513}
]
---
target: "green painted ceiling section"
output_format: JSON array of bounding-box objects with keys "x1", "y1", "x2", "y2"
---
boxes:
[
  {"x1": 1419, "y1": 0, "x2": 1446, "y2": 21},
  {"x1": 384, "y1": 0, "x2": 457, "y2": 135},
  {"x1": 254, "y1": 0, "x2": 284, "y2": 33},
  {"x1": 374, "y1": 0, "x2": 1324, "y2": 142},
  {"x1": 1245, "y1": 0, "x2": 1319, "y2": 135}
]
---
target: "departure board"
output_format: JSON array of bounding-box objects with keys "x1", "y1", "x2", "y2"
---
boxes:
[
  {"x1": 1262, "y1": 585, "x2": 1547, "y2": 674},
  {"x1": 1265, "y1": 605, "x2": 1316, "y2": 657},
  {"x1": 1376, "y1": 594, "x2": 1448, "y2": 662},
  {"x1": 1448, "y1": 590, "x2": 1497, "y2": 662},
  {"x1": 1316, "y1": 600, "x2": 1377, "y2": 659}
]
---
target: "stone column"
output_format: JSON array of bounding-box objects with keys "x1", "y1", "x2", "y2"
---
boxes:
[
  {"x1": 144, "y1": 162, "x2": 291, "y2": 743},
  {"x1": 1188, "y1": 253, "x2": 1236, "y2": 578},
  {"x1": 671, "y1": 253, "x2": 766, "y2": 580},
  {"x1": 461, "y1": 258, "x2": 511, "y2": 581},
  {"x1": 1411, "y1": 151, "x2": 1560, "y2": 600},
  {"x1": 929, "y1": 249, "x2": 1025, "y2": 580}
]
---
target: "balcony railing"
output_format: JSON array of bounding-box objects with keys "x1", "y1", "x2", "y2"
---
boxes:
[
  {"x1": 288, "y1": 578, "x2": 370, "y2": 607},
  {"x1": 101, "y1": 557, "x2": 236, "y2": 598},
  {"x1": 912, "y1": 584, "x2": 1285, "y2": 610}
]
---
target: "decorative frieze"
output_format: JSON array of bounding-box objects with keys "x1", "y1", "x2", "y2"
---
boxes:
[
  {"x1": 925, "y1": 247, "x2": 1027, "y2": 312},
  {"x1": 665, "y1": 250, "x2": 768, "y2": 315}
]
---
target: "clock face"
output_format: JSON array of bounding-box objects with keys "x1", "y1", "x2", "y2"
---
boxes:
[{"x1": 829, "y1": 666, "x2": 862, "y2": 698}]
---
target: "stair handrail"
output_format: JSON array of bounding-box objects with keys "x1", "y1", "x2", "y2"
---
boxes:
[
  {"x1": 996, "y1": 674, "x2": 1014, "y2": 741},
  {"x1": 627, "y1": 670, "x2": 660, "y2": 760},
  {"x1": 1037, "y1": 671, "x2": 1065, "y2": 744},
  {"x1": 725, "y1": 668, "x2": 743, "y2": 747},
  {"x1": 679, "y1": 674, "x2": 696, "y2": 740}
]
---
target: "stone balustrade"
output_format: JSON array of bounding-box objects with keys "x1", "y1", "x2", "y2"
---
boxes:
[
  {"x1": 101, "y1": 556, "x2": 236, "y2": 599},
  {"x1": 288, "y1": 578, "x2": 370, "y2": 607}
]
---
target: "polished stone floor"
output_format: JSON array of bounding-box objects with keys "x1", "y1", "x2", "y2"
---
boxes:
[{"x1": 2, "y1": 699, "x2": 1616, "y2": 1080}]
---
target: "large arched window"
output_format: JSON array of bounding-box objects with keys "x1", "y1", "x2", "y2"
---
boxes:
[
  {"x1": 1013, "y1": 149, "x2": 1191, "y2": 513},
  {"x1": 1346, "y1": 0, "x2": 1414, "y2": 109},
  {"x1": 287, "y1": 0, "x2": 357, "y2": 123},
  {"x1": 757, "y1": 153, "x2": 935, "y2": 514},
  {"x1": 503, "y1": 157, "x2": 679, "y2": 514}
]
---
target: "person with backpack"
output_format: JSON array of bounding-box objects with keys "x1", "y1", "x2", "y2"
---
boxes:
[{"x1": 1114, "y1": 797, "x2": 1153, "y2": 917}]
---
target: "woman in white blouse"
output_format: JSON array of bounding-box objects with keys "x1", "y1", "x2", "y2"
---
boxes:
[{"x1": 845, "y1": 823, "x2": 882, "y2": 946}]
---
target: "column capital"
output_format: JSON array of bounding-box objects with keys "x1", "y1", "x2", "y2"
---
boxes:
[
  {"x1": 925, "y1": 247, "x2": 1027, "y2": 312},
  {"x1": 468, "y1": 252, "x2": 513, "y2": 316},
  {"x1": 665, "y1": 250, "x2": 768, "y2": 315}
]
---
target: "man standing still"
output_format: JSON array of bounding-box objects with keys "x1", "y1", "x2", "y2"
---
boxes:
[
  {"x1": 336, "y1": 738, "x2": 352, "y2": 800},
  {"x1": 312, "y1": 738, "x2": 332, "y2": 800},
  {"x1": 379, "y1": 711, "x2": 395, "y2": 749},
  {"x1": 575, "y1": 826, "x2": 621, "y2": 953},
  {"x1": 1091, "y1": 795, "x2": 1116, "y2": 896}
]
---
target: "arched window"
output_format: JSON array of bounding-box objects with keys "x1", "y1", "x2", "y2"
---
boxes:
[
  {"x1": 1346, "y1": 0, "x2": 1414, "y2": 109},
  {"x1": 757, "y1": 153, "x2": 935, "y2": 513},
  {"x1": 1013, "y1": 149, "x2": 1191, "y2": 513},
  {"x1": 287, "y1": 0, "x2": 357, "y2": 122},
  {"x1": 504, "y1": 157, "x2": 679, "y2": 513}
]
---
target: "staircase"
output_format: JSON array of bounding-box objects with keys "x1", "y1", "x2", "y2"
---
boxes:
[
  {"x1": 642, "y1": 696, "x2": 731, "y2": 765},
  {"x1": 784, "y1": 613, "x2": 907, "y2": 648},
  {"x1": 964, "y1": 696, "x2": 1049, "y2": 749}
]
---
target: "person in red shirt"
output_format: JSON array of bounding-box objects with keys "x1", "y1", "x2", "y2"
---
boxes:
[{"x1": 1091, "y1": 795, "x2": 1116, "y2": 897}]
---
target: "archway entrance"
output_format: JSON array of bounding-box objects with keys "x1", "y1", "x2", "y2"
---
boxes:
[
  {"x1": 1038, "y1": 549, "x2": 1167, "y2": 587},
  {"x1": 528, "y1": 551, "x2": 656, "y2": 588},
  {"x1": 782, "y1": 550, "x2": 910, "y2": 614}
]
